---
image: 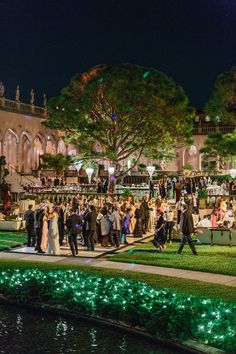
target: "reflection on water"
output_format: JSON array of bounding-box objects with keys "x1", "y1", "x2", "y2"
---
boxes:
[{"x1": 0, "y1": 304, "x2": 174, "y2": 354}]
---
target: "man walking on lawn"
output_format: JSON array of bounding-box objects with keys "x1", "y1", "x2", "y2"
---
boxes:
[{"x1": 177, "y1": 203, "x2": 197, "y2": 255}]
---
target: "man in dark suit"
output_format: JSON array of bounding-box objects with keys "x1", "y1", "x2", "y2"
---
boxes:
[
  {"x1": 140, "y1": 197, "x2": 149, "y2": 234},
  {"x1": 66, "y1": 209, "x2": 82, "y2": 256},
  {"x1": 84, "y1": 205, "x2": 97, "y2": 251},
  {"x1": 58, "y1": 203, "x2": 65, "y2": 246},
  {"x1": 149, "y1": 180, "x2": 155, "y2": 199},
  {"x1": 24, "y1": 204, "x2": 35, "y2": 247},
  {"x1": 34, "y1": 206, "x2": 44, "y2": 253},
  {"x1": 177, "y1": 203, "x2": 197, "y2": 255}
]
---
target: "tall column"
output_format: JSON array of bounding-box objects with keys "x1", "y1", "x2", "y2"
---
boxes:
[
  {"x1": 198, "y1": 153, "x2": 202, "y2": 171},
  {"x1": 182, "y1": 148, "x2": 186, "y2": 170}
]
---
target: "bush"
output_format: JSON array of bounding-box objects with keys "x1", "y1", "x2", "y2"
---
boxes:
[
  {"x1": 198, "y1": 188, "x2": 207, "y2": 199},
  {"x1": 183, "y1": 163, "x2": 193, "y2": 171},
  {"x1": 0, "y1": 269, "x2": 235, "y2": 352}
]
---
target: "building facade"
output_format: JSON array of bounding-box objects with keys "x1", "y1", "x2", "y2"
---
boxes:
[
  {"x1": 0, "y1": 87, "x2": 235, "y2": 176},
  {"x1": 0, "y1": 94, "x2": 76, "y2": 174}
]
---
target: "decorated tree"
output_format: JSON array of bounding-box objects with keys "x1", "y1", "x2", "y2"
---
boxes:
[
  {"x1": 40, "y1": 153, "x2": 73, "y2": 176},
  {"x1": 205, "y1": 67, "x2": 236, "y2": 124},
  {"x1": 45, "y1": 64, "x2": 194, "y2": 177}
]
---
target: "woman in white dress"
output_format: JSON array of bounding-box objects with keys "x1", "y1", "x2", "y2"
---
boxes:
[{"x1": 47, "y1": 206, "x2": 61, "y2": 255}]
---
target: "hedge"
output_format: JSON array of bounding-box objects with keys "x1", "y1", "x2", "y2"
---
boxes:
[{"x1": 0, "y1": 268, "x2": 235, "y2": 352}]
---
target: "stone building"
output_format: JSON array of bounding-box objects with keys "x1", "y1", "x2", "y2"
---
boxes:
[
  {"x1": 0, "y1": 82, "x2": 235, "y2": 176},
  {"x1": 0, "y1": 84, "x2": 76, "y2": 175}
]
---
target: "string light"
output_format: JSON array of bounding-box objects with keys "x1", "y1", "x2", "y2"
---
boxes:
[{"x1": 0, "y1": 268, "x2": 235, "y2": 352}]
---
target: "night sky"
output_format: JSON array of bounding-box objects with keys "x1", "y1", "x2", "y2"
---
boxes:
[{"x1": 0, "y1": 0, "x2": 235, "y2": 108}]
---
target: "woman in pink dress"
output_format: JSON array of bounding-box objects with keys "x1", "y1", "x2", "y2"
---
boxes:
[
  {"x1": 41, "y1": 209, "x2": 49, "y2": 252},
  {"x1": 210, "y1": 208, "x2": 218, "y2": 228}
]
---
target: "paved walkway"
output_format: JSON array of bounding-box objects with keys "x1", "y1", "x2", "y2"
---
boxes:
[{"x1": 1, "y1": 249, "x2": 236, "y2": 288}]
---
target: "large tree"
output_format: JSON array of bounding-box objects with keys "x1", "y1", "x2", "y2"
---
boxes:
[
  {"x1": 205, "y1": 67, "x2": 236, "y2": 124},
  {"x1": 200, "y1": 131, "x2": 236, "y2": 170},
  {"x1": 46, "y1": 64, "x2": 194, "y2": 176}
]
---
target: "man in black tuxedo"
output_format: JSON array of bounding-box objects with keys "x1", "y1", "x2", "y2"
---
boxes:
[
  {"x1": 58, "y1": 203, "x2": 65, "y2": 246},
  {"x1": 24, "y1": 204, "x2": 35, "y2": 247},
  {"x1": 177, "y1": 203, "x2": 197, "y2": 255},
  {"x1": 140, "y1": 197, "x2": 149, "y2": 234},
  {"x1": 34, "y1": 206, "x2": 44, "y2": 253},
  {"x1": 84, "y1": 205, "x2": 97, "y2": 251},
  {"x1": 66, "y1": 209, "x2": 82, "y2": 256}
]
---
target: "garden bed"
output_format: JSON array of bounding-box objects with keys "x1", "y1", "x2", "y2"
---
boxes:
[{"x1": 0, "y1": 268, "x2": 235, "y2": 352}]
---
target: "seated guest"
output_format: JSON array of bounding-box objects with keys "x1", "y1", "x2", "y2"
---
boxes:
[
  {"x1": 197, "y1": 215, "x2": 211, "y2": 228},
  {"x1": 210, "y1": 208, "x2": 218, "y2": 228},
  {"x1": 223, "y1": 210, "x2": 235, "y2": 228},
  {"x1": 230, "y1": 221, "x2": 236, "y2": 231}
]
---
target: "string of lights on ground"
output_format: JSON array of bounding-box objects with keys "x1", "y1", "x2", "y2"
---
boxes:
[{"x1": 0, "y1": 269, "x2": 235, "y2": 352}]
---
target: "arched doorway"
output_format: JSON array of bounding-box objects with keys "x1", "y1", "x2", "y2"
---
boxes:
[
  {"x1": 46, "y1": 135, "x2": 56, "y2": 154},
  {"x1": 183, "y1": 145, "x2": 199, "y2": 170},
  {"x1": 3, "y1": 129, "x2": 19, "y2": 171},
  {"x1": 33, "y1": 136, "x2": 43, "y2": 170},
  {"x1": 57, "y1": 138, "x2": 66, "y2": 155},
  {"x1": 20, "y1": 133, "x2": 31, "y2": 173}
]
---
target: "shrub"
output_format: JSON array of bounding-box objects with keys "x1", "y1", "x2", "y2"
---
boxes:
[{"x1": 0, "y1": 269, "x2": 235, "y2": 352}]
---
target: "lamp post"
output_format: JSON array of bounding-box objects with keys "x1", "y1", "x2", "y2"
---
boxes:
[
  {"x1": 74, "y1": 161, "x2": 83, "y2": 172},
  {"x1": 147, "y1": 166, "x2": 155, "y2": 199},
  {"x1": 147, "y1": 165, "x2": 155, "y2": 179},
  {"x1": 86, "y1": 168, "x2": 94, "y2": 184},
  {"x1": 229, "y1": 169, "x2": 236, "y2": 179}
]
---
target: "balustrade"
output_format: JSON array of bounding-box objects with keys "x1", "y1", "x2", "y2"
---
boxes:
[{"x1": 0, "y1": 97, "x2": 46, "y2": 118}]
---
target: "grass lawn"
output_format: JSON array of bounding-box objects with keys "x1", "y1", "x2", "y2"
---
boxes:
[
  {"x1": 110, "y1": 241, "x2": 236, "y2": 276},
  {"x1": 0, "y1": 232, "x2": 26, "y2": 251},
  {"x1": 0, "y1": 258, "x2": 235, "y2": 303}
]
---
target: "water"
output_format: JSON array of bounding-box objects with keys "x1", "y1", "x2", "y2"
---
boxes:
[{"x1": 0, "y1": 304, "x2": 175, "y2": 354}]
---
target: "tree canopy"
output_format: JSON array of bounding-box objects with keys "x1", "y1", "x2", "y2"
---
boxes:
[
  {"x1": 200, "y1": 131, "x2": 236, "y2": 169},
  {"x1": 46, "y1": 63, "x2": 194, "y2": 176},
  {"x1": 205, "y1": 67, "x2": 236, "y2": 124}
]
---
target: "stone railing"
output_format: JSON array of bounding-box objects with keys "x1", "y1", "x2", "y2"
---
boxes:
[
  {"x1": 0, "y1": 97, "x2": 47, "y2": 118},
  {"x1": 193, "y1": 125, "x2": 235, "y2": 135}
]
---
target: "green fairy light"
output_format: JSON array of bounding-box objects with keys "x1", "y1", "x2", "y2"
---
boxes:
[
  {"x1": 143, "y1": 71, "x2": 150, "y2": 79},
  {"x1": 0, "y1": 268, "x2": 235, "y2": 352}
]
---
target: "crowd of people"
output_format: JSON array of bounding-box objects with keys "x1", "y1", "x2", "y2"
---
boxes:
[
  {"x1": 22, "y1": 174, "x2": 236, "y2": 257},
  {"x1": 24, "y1": 195, "x2": 159, "y2": 256}
]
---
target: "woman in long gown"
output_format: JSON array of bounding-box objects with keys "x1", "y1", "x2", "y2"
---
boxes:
[
  {"x1": 147, "y1": 199, "x2": 156, "y2": 232},
  {"x1": 133, "y1": 202, "x2": 143, "y2": 238},
  {"x1": 129, "y1": 204, "x2": 136, "y2": 234},
  {"x1": 48, "y1": 207, "x2": 60, "y2": 255},
  {"x1": 41, "y1": 209, "x2": 49, "y2": 252}
]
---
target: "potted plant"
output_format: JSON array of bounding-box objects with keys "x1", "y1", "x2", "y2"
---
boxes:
[
  {"x1": 183, "y1": 163, "x2": 193, "y2": 176},
  {"x1": 198, "y1": 188, "x2": 207, "y2": 209},
  {"x1": 137, "y1": 163, "x2": 147, "y2": 174},
  {"x1": 122, "y1": 188, "x2": 131, "y2": 199}
]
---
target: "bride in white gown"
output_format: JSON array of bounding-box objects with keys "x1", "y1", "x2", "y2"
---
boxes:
[{"x1": 47, "y1": 206, "x2": 61, "y2": 255}]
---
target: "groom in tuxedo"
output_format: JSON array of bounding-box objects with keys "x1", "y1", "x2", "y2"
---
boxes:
[
  {"x1": 34, "y1": 206, "x2": 44, "y2": 253},
  {"x1": 66, "y1": 209, "x2": 82, "y2": 256}
]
